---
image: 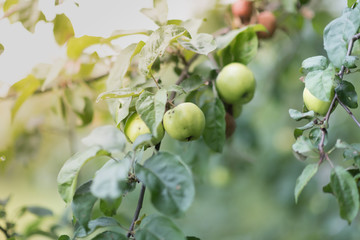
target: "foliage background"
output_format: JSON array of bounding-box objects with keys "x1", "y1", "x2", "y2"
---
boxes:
[{"x1": 2, "y1": 0, "x2": 360, "y2": 239}]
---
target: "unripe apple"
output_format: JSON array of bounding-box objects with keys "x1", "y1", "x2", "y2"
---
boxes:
[
  {"x1": 225, "y1": 112, "x2": 236, "y2": 138},
  {"x1": 163, "y1": 102, "x2": 205, "y2": 141},
  {"x1": 303, "y1": 88, "x2": 334, "y2": 116},
  {"x1": 124, "y1": 112, "x2": 164, "y2": 145},
  {"x1": 256, "y1": 11, "x2": 277, "y2": 39},
  {"x1": 232, "y1": 0, "x2": 253, "y2": 19},
  {"x1": 216, "y1": 63, "x2": 256, "y2": 104}
]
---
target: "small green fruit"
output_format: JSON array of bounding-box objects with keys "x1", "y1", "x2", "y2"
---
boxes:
[
  {"x1": 216, "y1": 63, "x2": 256, "y2": 104},
  {"x1": 163, "y1": 102, "x2": 205, "y2": 141},
  {"x1": 124, "y1": 113, "x2": 164, "y2": 145},
  {"x1": 303, "y1": 88, "x2": 334, "y2": 116}
]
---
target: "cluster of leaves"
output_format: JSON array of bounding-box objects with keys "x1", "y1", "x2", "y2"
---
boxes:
[
  {"x1": 0, "y1": 197, "x2": 63, "y2": 240},
  {"x1": 54, "y1": 0, "x2": 269, "y2": 237},
  {"x1": 291, "y1": 0, "x2": 360, "y2": 224}
]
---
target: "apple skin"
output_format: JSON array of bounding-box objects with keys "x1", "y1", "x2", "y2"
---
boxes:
[
  {"x1": 257, "y1": 11, "x2": 277, "y2": 39},
  {"x1": 163, "y1": 102, "x2": 205, "y2": 141},
  {"x1": 124, "y1": 113, "x2": 164, "y2": 144},
  {"x1": 232, "y1": 0, "x2": 253, "y2": 18},
  {"x1": 216, "y1": 63, "x2": 256, "y2": 104},
  {"x1": 303, "y1": 88, "x2": 334, "y2": 116}
]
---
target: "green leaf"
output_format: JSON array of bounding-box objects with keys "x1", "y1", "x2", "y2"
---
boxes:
[
  {"x1": 92, "y1": 231, "x2": 127, "y2": 240},
  {"x1": 309, "y1": 128, "x2": 326, "y2": 146},
  {"x1": 140, "y1": 0, "x2": 168, "y2": 26},
  {"x1": 100, "y1": 197, "x2": 122, "y2": 217},
  {"x1": 26, "y1": 206, "x2": 53, "y2": 217},
  {"x1": 138, "y1": 25, "x2": 189, "y2": 76},
  {"x1": 216, "y1": 25, "x2": 262, "y2": 66},
  {"x1": 335, "y1": 80, "x2": 358, "y2": 109},
  {"x1": 300, "y1": 56, "x2": 328, "y2": 74},
  {"x1": 109, "y1": 29, "x2": 153, "y2": 41},
  {"x1": 135, "y1": 89, "x2": 167, "y2": 138},
  {"x1": 343, "y1": 55, "x2": 358, "y2": 69},
  {"x1": 11, "y1": 74, "x2": 40, "y2": 121},
  {"x1": 81, "y1": 125, "x2": 126, "y2": 153},
  {"x1": 335, "y1": 139, "x2": 352, "y2": 149},
  {"x1": 187, "y1": 237, "x2": 201, "y2": 240},
  {"x1": 57, "y1": 146, "x2": 109, "y2": 204},
  {"x1": 97, "y1": 88, "x2": 144, "y2": 102},
  {"x1": 58, "y1": 235, "x2": 71, "y2": 240},
  {"x1": 292, "y1": 136, "x2": 319, "y2": 161},
  {"x1": 67, "y1": 36, "x2": 103, "y2": 59},
  {"x1": 201, "y1": 98, "x2": 226, "y2": 152},
  {"x1": 324, "y1": 5, "x2": 360, "y2": 68},
  {"x1": 304, "y1": 64, "x2": 335, "y2": 101},
  {"x1": 106, "y1": 42, "x2": 145, "y2": 90},
  {"x1": 72, "y1": 181, "x2": 97, "y2": 230},
  {"x1": 53, "y1": 14, "x2": 74, "y2": 45},
  {"x1": 74, "y1": 217, "x2": 123, "y2": 238},
  {"x1": 294, "y1": 163, "x2": 319, "y2": 203},
  {"x1": 135, "y1": 215, "x2": 186, "y2": 240},
  {"x1": 330, "y1": 166, "x2": 360, "y2": 224},
  {"x1": 74, "y1": 97, "x2": 94, "y2": 127},
  {"x1": 0, "y1": 43, "x2": 4, "y2": 55},
  {"x1": 91, "y1": 158, "x2": 134, "y2": 200},
  {"x1": 178, "y1": 33, "x2": 216, "y2": 55},
  {"x1": 135, "y1": 152, "x2": 195, "y2": 217},
  {"x1": 348, "y1": 0, "x2": 357, "y2": 8},
  {"x1": 107, "y1": 98, "x2": 132, "y2": 127},
  {"x1": 288, "y1": 109, "x2": 315, "y2": 121},
  {"x1": 179, "y1": 75, "x2": 205, "y2": 93}
]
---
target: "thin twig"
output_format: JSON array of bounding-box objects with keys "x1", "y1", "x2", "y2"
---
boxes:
[
  {"x1": 127, "y1": 184, "x2": 146, "y2": 238},
  {"x1": 337, "y1": 97, "x2": 360, "y2": 128},
  {"x1": 0, "y1": 225, "x2": 10, "y2": 239},
  {"x1": 338, "y1": 33, "x2": 360, "y2": 79}
]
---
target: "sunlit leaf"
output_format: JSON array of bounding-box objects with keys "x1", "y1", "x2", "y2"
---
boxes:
[
  {"x1": 140, "y1": 0, "x2": 168, "y2": 26},
  {"x1": 304, "y1": 64, "x2": 335, "y2": 101},
  {"x1": 135, "y1": 215, "x2": 186, "y2": 240},
  {"x1": 300, "y1": 56, "x2": 328, "y2": 74},
  {"x1": 0, "y1": 44, "x2": 4, "y2": 56},
  {"x1": 67, "y1": 36, "x2": 103, "y2": 59},
  {"x1": 53, "y1": 13, "x2": 74, "y2": 45},
  {"x1": 324, "y1": 5, "x2": 360, "y2": 68},
  {"x1": 135, "y1": 89, "x2": 167, "y2": 138},
  {"x1": 11, "y1": 74, "x2": 40, "y2": 121},
  {"x1": 91, "y1": 158, "x2": 134, "y2": 200},
  {"x1": 330, "y1": 166, "x2": 359, "y2": 224},
  {"x1": 294, "y1": 163, "x2": 318, "y2": 203},
  {"x1": 136, "y1": 152, "x2": 195, "y2": 217},
  {"x1": 106, "y1": 41, "x2": 145, "y2": 90},
  {"x1": 138, "y1": 25, "x2": 189, "y2": 76},
  {"x1": 178, "y1": 33, "x2": 216, "y2": 55},
  {"x1": 97, "y1": 88, "x2": 144, "y2": 102},
  {"x1": 81, "y1": 125, "x2": 126, "y2": 153},
  {"x1": 57, "y1": 146, "x2": 110, "y2": 204},
  {"x1": 289, "y1": 109, "x2": 315, "y2": 121}
]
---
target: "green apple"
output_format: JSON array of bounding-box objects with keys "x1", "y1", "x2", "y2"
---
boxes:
[
  {"x1": 303, "y1": 88, "x2": 334, "y2": 116},
  {"x1": 124, "y1": 112, "x2": 164, "y2": 144},
  {"x1": 216, "y1": 63, "x2": 256, "y2": 104},
  {"x1": 163, "y1": 102, "x2": 205, "y2": 141}
]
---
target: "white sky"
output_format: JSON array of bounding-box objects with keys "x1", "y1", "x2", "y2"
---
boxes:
[{"x1": 0, "y1": 0, "x2": 215, "y2": 91}]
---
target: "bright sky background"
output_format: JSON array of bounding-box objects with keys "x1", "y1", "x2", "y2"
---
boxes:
[{"x1": 0, "y1": 0, "x2": 215, "y2": 94}]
